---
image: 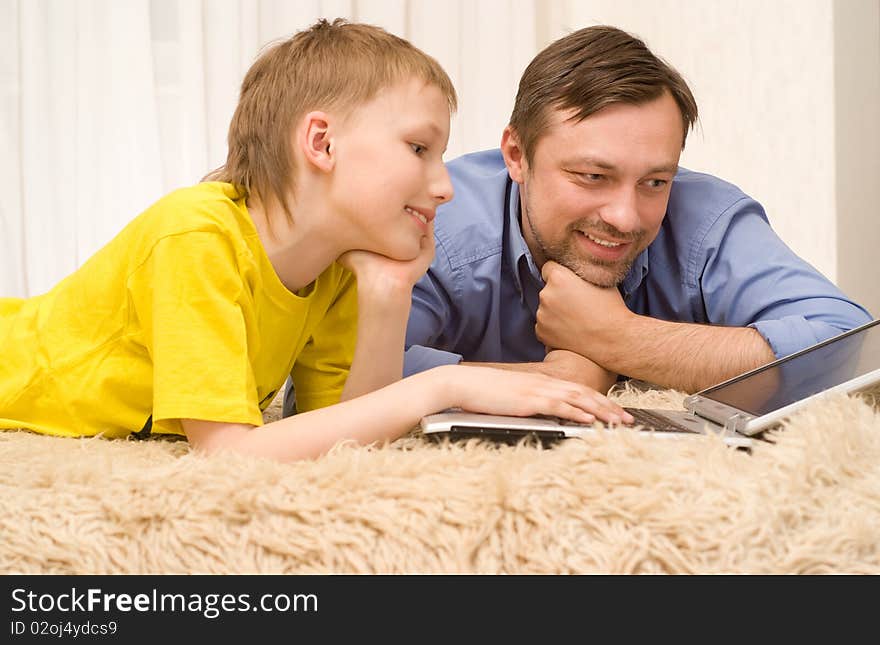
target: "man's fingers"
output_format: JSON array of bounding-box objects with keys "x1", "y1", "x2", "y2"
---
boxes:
[{"x1": 540, "y1": 260, "x2": 560, "y2": 282}]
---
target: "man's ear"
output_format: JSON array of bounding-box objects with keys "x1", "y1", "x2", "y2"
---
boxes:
[
  {"x1": 299, "y1": 111, "x2": 335, "y2": 173},
  {"x1": 500, "y1": 126, "x2": 527, "y2": 184}
]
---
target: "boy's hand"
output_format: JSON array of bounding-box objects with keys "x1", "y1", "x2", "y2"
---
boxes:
[
  {"x1": 338, "y1": 225, "x2": 435, "y2": 298},
  {"x1": 440, "y1": 365, "x2": 633, "y2": 426}
]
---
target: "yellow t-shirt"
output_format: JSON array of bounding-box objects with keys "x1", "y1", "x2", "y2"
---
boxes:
[{"x1": 0, "y1": 182, "x2": 357, "y2": 438}]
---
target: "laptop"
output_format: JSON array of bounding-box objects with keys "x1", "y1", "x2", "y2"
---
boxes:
[{"x1": 421, "y1": 318, "x2": 880, "y2": 450}]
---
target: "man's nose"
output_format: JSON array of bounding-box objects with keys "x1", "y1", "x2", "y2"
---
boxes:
[{"x1": 599, "y1": 186, "x2": 640, "y2": 234}]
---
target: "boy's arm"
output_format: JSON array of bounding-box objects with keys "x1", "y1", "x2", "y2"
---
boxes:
[
  {"x1": 182, "y1": 364, "x2": 633, "y2": 463},
  {"x1": 337, "y1": 229, "x2": 436, "y2": 401},
  {"x1": 291, "y1": 228, "x2": 434, "y2": 412},
  {"x1": 338, "y1": 276, "x2": 411, "y2": 400},
  {"x1": 287, "y1": 269, "x2": 357, "y2": 413},
  {"x1": 288, "y1": 269, "x2": 413, "y2": 411}
]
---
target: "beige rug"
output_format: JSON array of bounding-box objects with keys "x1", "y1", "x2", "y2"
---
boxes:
[{"x1": 2, "y1": 384, "x2": 879, "y2": 574}]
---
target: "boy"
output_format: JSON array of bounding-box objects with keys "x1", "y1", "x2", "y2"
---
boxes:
[{"x1": 0, "y1": 19, "x2": 630, "y2": 463}]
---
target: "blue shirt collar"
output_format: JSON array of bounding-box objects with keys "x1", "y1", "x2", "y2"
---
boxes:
[
  {"x1": 621, "y1": 246, "x2": 650, "y2": 298},
  {"x1": 506, "y1": 179, "x2": 650, "y2": 300},
  {"x1": 505, "y1": 179, "x2": 541, "y2": 301}
]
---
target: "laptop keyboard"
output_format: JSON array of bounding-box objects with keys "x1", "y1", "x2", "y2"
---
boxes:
[
  {"x1": 622, "y1": 408, "x2": 701, "y2": 434},
  {"x1": 550, "y1": 409, "x2": 701, "y2": 434}
]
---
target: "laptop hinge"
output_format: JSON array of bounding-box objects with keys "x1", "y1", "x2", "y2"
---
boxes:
[{"x1": 723, "y1": 413, "x2": 749, "y2": 434}]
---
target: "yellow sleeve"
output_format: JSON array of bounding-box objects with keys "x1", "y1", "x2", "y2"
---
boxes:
[
  {"x1": 127, "y1": 231, "x2": 263, "y2": 432},
  {"x1": 290, "y1": 269, "x2": 358, "y2": 412}
]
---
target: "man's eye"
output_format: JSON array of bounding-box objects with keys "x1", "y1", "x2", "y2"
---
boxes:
[
  {"x1": 410, "y1": 143, "x2": 426, "y2": 155},
  {"x1": 645, "y1": 179, "x2": 668, "y2": 189},
  {"x1": 580, "y1": 173, "x2": 604, "y2": 182}
]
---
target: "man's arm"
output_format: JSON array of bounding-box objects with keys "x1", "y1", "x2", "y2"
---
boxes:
[
  {"x1": 536, "y1": 202, "x2": 872, "y2": 392},
  {"x1": 462, "y1": 349, "x2": 617, "y2": 393},
  {"x1": 581, "y1": 313, "x2": 775, "y2": 393},
  {"x1": 698, "y1": 208, "x2": 872, "y2": 360},
  {"x1": 536, "y1": 260, "x2": 776, "y2": 392}
]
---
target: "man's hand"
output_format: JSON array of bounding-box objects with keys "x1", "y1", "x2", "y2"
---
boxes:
[
  {"x1": 536, "y1": 260, "x2": 633, "y2": 365},
  {"x1": 338, "y1": 224, "x2": 435, "y2": 299},
  {"x1": 542, "y1": 349, "x2": 618, "y2": 394}
]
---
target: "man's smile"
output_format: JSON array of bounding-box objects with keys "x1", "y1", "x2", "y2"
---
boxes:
[{"x1": 573, "y1": 229, "x2": 633, "y2": 261}]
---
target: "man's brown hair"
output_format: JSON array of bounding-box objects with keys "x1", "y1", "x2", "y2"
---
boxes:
[
  {"x1": 509, "y1": 25, "x2": 698, "y2": 163},
  {"x1": 205, "y1": 18, "x2": 457, "y2": 222}
]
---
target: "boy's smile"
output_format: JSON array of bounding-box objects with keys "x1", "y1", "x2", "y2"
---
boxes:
[{"x1": 405, "y1": 205, "x2": 435, "y2": 232}]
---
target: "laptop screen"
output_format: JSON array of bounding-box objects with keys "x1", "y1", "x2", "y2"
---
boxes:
[{"x1": 698, "y1": 319, "x2": 880, "y2": 416}]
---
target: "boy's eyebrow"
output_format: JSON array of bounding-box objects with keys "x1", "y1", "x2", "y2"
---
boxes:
[{"x1": 411, "y1": 121, "x2": 444, "y2": 139}]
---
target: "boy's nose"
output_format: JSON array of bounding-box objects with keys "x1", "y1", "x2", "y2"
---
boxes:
[{"x1": 430, "y1": 164, "x2": 454, "y2": 205}]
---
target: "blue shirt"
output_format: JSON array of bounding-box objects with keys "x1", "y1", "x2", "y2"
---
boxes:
[{"x1": 403, "y1": 149, "x2": 873, "y2": 376}]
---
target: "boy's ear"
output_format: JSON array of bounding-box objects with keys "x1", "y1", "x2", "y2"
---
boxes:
[
  {"x1": 299, "y1": 111, "x2": 335, "y2": 173},
  {"x1": 500, "y1": 126, "x2": 528, "y2": 184}
]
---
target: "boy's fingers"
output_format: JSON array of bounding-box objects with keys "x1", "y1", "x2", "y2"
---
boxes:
[
  {"x1": 556, "y1": 403, "x2": 595, "y2": 425},
  {"x1": 595, "y1": 395, "x2": 632, "y2": 423},
  {"x1": 563, "y1": 387, "x2": 631, "y2": 425}
]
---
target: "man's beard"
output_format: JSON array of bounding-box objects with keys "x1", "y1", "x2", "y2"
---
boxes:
[{"x1": 524, "y1": 201, "x2": 643, "y2": 288}]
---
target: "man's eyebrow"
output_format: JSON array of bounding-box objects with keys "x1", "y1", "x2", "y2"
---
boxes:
[
  {"x1": 565, "y1": 157, "x2": 617, "y2": 170},
  {"x1": 646, "y1": 163, "x2": 679, "y2": 175},
  {"x1": 565, "y1": 157, "x2": 679, "y2": 174}
]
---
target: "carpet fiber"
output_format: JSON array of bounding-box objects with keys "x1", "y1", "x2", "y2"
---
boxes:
[{"x1": 2, "y1": 384, "x2": 879, "y2": 574}]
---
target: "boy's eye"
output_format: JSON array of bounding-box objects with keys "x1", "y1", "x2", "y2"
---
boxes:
[{"x1": 410, "y1": 143, "x2": 426, "y2": 156}]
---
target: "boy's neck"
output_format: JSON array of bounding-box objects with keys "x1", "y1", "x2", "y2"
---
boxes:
[{"x1": 246, "y1": 192, "x2": 343, "y2": 294}]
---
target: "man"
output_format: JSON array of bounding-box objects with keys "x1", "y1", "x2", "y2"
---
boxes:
[{"x1": 400, "y1": 25, "x2": 872, "y2": 395}]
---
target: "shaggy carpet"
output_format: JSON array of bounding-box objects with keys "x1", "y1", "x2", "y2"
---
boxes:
[{"x1": 2, "y1": 384, "x2": 879, "y2": 574}]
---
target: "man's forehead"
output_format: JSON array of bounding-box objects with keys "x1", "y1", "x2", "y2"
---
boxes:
[{"x1": 538, "y1": 102, "x2": 683, "y2": 170}]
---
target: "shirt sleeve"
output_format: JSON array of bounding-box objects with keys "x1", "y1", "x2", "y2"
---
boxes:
[
  {"x1": 698, "y1": 203, "x2": 873, "y2": 358},
  {"x1": 404, "y1": 257, "x2": 463, "y2": 377},
  {"x1": 127, "y1": 231, "x2": 263, "y2": 431},
  {"x1": 289, "y1": 268, "x2": 358, "y2": 412}
]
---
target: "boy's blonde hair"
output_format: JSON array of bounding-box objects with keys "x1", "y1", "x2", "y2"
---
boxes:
[{"x1": 205, "y1": 18, "x2": 457, "y2": 223}]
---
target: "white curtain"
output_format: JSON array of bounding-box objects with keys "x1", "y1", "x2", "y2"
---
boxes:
[
  {"x1": 3, "y1": 1, "x2": 873, "y2": 305},
  {"x1": 1, "y1": 0, "x2": 540, "y2": 298}
]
